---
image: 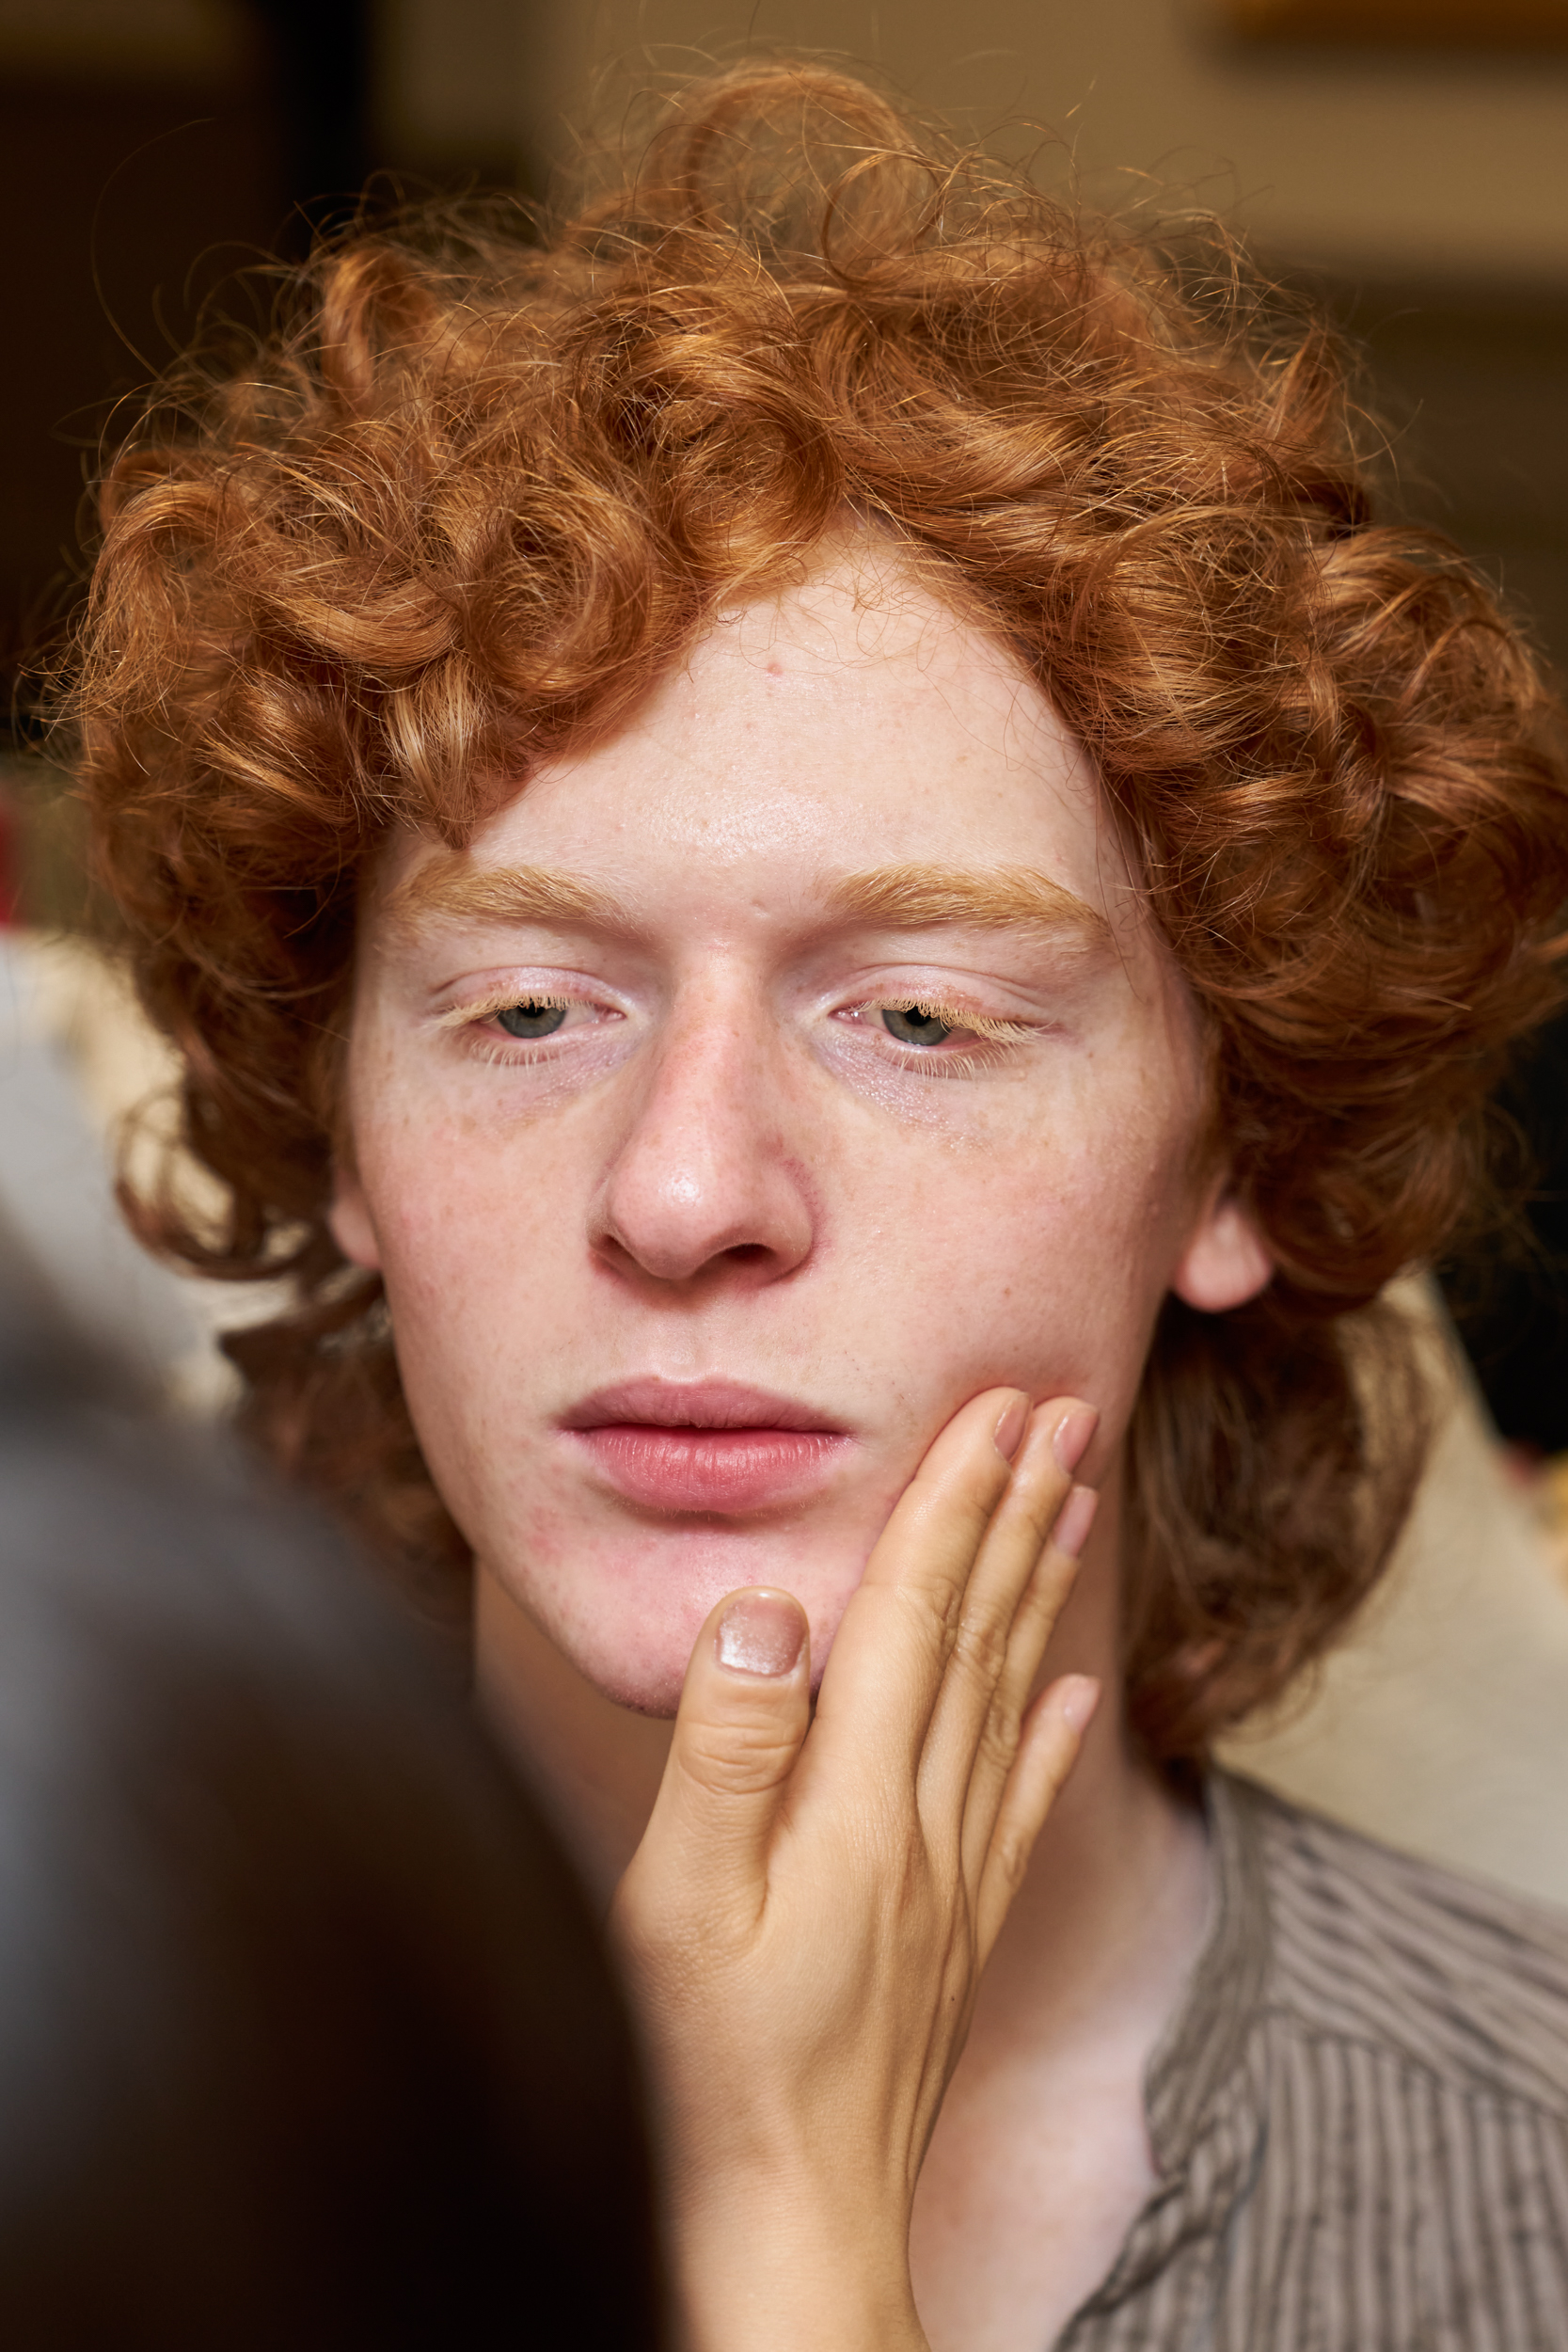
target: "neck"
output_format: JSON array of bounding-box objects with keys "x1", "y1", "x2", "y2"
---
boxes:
[
  {"x1": 475, "y1": 1562, "x2": 674, "y2": 1904},
  {"x1": 960, "y1": 1483, "x2": 1211, "y2": 2060}
]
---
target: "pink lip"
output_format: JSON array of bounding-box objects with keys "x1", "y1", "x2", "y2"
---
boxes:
[{"x1": 560, "y1": 1379, "x2": 851, "y2": 1516}]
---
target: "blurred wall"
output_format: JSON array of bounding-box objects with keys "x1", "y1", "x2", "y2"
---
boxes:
[
  {"x1": 377, "y1": 0, "x2": 525, "y2": 183},
  {"x1": 0, "y1": 0, "x2": 278, "y2": 701},
  {"x1": 497, "y1": 0, "x2": 1568, "y2": 281},
  {"x1": 0, "y1": 0, "x2": 383, "y2": 727}
]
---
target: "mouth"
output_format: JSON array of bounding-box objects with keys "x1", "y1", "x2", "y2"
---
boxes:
[{"x1": 559, "y1": 1378, "x2": 851, "y2": 1516}]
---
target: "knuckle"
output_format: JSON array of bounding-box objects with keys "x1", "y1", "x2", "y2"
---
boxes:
[
  {"x1": 1006, "y1": 1454, "x2": 1072, "y2": 1540},
  {"x1": 680, "y1": 1712, "x2": 800, "y2": 1798},
  {"x1": 950, "y1": 1610, "x2": 1011, "y2": 1692},
  {"x1": 990, "y1": 1822, "x2": 1031, "y2": 1902},
  {"x1": 979, "y1": 1692, "x2": 1024, "y2": 1770},
  {"x1": 895, "y1": 1576, "x2": 965, "y2": 1671}
]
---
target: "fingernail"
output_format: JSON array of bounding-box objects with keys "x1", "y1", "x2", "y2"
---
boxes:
[
  {"x1": 1052, "y1": 1403, "x2": 1099, "y2": 1475},
  {"x1": 716, "y1": 1593, "x2": 805, "y2": 1677},
  {"x1": 1052, "y1": 1485, "x2": 1100, "y2": 1560},
  {"x1": 993, "y1": 1391, "x2": 1031, "y2": 1461},
  {"x1": 1058, "y1": 1675, "x2": 1101, "y2": 1735}
]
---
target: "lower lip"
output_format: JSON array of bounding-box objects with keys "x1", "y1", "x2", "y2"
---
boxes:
[{"x1": 568, "y1": 1425, "x2": 848, "y2": 1514}]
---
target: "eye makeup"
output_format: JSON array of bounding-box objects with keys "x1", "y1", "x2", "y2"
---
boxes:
[
  {"x1": 861, "y1": 997, "x2": 1037, "y2": 1046},
  {"x1": 433, "y1": 987, "x2": 586, "y2": 1030}
]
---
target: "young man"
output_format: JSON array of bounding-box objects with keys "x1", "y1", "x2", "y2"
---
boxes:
[{"x1": 74, "y1": 61, "x2": 1568, "y2": 2350}]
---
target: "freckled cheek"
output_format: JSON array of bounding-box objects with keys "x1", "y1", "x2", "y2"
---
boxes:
[
  {"x1": 356, "y1": 1089, "x2": 585, "y2": 1318},
  {"x1": 900, "y1": 1120, "x2": 1190, "y2": 1424}
]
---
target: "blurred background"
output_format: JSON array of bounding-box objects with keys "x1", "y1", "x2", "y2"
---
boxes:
[{"x1": 3, "y1": 0, "x2": 1568, "y2": 1899}]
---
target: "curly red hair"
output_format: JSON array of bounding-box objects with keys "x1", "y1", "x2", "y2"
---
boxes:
[{"x1": 70, "y1": 64, "x2": 1568, "y2": 1754}]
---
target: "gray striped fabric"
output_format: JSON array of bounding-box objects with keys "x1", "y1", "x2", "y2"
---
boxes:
[{"x1": 1060, "y1": 1772, "x2": 1568, "y2": 2350}]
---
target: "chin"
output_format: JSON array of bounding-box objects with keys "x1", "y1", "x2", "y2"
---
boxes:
[
  {"x1": 545, "y1": 1593, "x2": 721, "y2": 1719},
  {"x1": 576, "y1": 1648, "x2": 690, "y2": 1719},
  {"x1": 552, "y1": 1553, "x2": 853, "y2": 1718}
]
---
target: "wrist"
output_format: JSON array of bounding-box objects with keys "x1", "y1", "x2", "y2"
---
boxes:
[{"x1": 670, "y1": 2181, "x2": 927, "y2": 2352}]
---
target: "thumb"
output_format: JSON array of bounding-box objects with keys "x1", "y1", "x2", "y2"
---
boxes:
[{"x1": 632, "y1": 1589, "x2": 812, "y2": 1918}]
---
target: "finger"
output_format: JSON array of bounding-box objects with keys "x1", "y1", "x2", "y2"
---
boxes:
[
  {"x1": 974, "y1": 1674, "x2": 1101, "y2": 1964},
  {"x1": 628, "y1": 1588, "x2": 812, "y2": 1928},
  {"x1": 952, "y1": 1486, "x2": 1096, "y2": 1893},
  {"x1": 964, "y1": 1458, "x2": 1101, "y2": 1816},
  {"x1": 921, "y1": 1399, "x2": 1096, "y2": 1784},
  {"x1": 808, "y1": 1388, "x2": 1028, "y2": 1788}
]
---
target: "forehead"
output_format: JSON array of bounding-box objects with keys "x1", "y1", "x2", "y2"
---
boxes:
[{"x1": 381, "y1": 548, "x2": 1142, "y2": 940}]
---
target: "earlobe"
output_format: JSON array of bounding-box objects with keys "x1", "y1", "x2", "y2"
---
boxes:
[
  {"x1": 327, "y1": 1166, "x2": 383, "y2": 1272},
  {"x1": 1170, "y1": 1189, "x2": 1274, "y2": 1315}
]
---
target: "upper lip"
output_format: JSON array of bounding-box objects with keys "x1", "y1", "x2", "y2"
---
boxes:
[{"x1": 560, "y1": 1378, "x2": 847, "y2": 1434}]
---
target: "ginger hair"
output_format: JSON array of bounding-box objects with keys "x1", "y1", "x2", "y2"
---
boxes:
[{"x1": 69, "y1": 64, "x2": 1568, "y2": 1755}]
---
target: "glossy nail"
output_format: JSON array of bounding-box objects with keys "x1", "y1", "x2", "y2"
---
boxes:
[
  {"x1": 993, "y1": 1391, "x2": 1031, "y2": 1461},
  {"x1": 1052, "y1": 1403, "x2": 1099, "y2": 1475},
  {"x1": 1052, "y1": 1484, "x2": 1100, "y2": 1560},
  {"x1": 716, "y1": 1593, "x2": 806, "y2": 1677}
]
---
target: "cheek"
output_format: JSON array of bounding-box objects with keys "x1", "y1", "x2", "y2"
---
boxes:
[
  {"x1": 882, "y1": 1081, "x2": 1194, "y2": 1425},
  {"x1": 348, "y1": 1093, "x2": 590, "y2": 1495},
  {"x1": 357, "y1": 1083, "x2": 578, "y2": 1305}
]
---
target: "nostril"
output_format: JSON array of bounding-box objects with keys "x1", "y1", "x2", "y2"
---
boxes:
[{"x1": 591, "y1": 1131, "x2": 815, "y2": 1285}]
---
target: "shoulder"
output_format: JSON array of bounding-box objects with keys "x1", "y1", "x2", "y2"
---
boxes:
[{"x1": 1218, "y1": 1768, "x2": 1568, "y2": 2121}]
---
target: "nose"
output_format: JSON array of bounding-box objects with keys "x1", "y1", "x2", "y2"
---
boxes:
[{"x1": 589, "y1": 989, "x2": 816, "y2": 1288}]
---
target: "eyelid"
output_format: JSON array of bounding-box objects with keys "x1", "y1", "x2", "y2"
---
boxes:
[
  {"x1": 864, "y1": 997, "x2": 1036, "y2": 1043},
  {"x1": 435, "y1": 986, "x2": 600, "y2": 1030}
]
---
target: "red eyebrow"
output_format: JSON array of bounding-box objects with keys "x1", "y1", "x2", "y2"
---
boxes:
[
  {"x1": 826, "y1": 864, "x2": 1111, "y2": 943},
  {"x1": 386, "y1": 860, "x2": 629, "y2": 931},
  {"x1": 387, "y1": 855, "x2": 1110, "y2": 946}
]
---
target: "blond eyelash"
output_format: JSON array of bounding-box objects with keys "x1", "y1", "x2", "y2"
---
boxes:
[
  {"x1": 872, "y1": 999, "x2": 1034, "y2": 1044},
  {"x1": 467, "y1": 1036, "x2": 562, "y2": 1069},
  {"x1": 436, "y1": 990, "x2": 578, "y2": 1030}
]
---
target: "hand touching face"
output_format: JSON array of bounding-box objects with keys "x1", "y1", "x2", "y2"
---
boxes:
[{"x1": 332, "y1": 551, "x2": 1271, "y2": 1712}]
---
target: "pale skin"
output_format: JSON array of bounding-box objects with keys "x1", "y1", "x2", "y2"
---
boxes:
[{"x1": 330, "y1": 549, "x2": 1273, "y2": 2350}]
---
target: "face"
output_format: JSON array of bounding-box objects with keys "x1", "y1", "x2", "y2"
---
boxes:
[{"x1": 333, "y1": 552, "x2": 1269, "y2": 1714}]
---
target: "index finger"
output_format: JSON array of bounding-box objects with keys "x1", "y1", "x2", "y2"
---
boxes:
[{"x1": 806, "y1": 1388, "x2": 1028, "y2": 1789}]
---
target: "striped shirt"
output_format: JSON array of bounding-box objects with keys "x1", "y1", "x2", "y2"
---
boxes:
[{"x1": 1061, "y1": 1771, "x2": 1568, "y2": 2350}]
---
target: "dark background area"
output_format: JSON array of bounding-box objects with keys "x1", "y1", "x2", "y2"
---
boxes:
[
  {"x1": 0, "y1": 0, "x2": 434, "y2": 733},
  {"x1": 1339, "y1": 284, "x2": 1568, "y2": 1451},
  {"x1": 1, "y1": 2, "x2": 1564, "y2": 1444}
]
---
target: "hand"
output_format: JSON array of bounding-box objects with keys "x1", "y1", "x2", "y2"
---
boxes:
[{"x1": 611, "y1": 1389, "x2": 1101, "y2": 2352}]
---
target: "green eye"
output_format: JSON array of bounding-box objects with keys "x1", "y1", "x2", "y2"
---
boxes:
[
  {"x1": 879, "y1": 1005, "x2": 957, "y2": 1047},
  {"x1": 496, "y1": 1000, "x2": 569, "y2": 1039}
]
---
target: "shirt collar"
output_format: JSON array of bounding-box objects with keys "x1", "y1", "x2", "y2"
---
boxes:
[{"x1": 1144, "y1": 1768, "x2": 1273, "y2": 2177}]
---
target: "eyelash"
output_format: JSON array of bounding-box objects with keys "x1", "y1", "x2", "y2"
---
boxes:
[
  {"x1": 833, "y1": 998, "x2": 1037, "y2": 1081},
  {"x1": 436, "y1": 990, "x2": 579, "y2": 1027},
  {"x1": 437, "y1": 990, "x2": 1036, "y2": 1074},
  {"x1": 437, "y1": 988, "x2": 613, "y2": 1066},
  {"x1": 864, "y1": 999, "x2": 1035, "y2": 1045}
]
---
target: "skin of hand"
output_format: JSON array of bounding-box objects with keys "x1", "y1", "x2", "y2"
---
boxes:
[{"x1": 611, "y1": 1388, "x2": 1101, "y2": 2352}]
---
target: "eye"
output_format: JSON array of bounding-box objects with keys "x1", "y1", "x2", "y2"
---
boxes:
[
  {"x1": 495, "y1": 999, "x2": 570, "y2": 1039},
  {"x1": 879, "y1": 1004, "x2": 958, "y2": 1047}
]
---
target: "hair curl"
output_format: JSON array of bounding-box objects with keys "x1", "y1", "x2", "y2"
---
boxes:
[{"x1": 68, "y1": 63, "x2": 1568, "y2": 1755}]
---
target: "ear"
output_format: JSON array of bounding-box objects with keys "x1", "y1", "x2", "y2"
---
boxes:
[
  {"x1": 1169, "y1": 1175, "x2": 1273, "y2": 1314},
  {"x1": 327, "y1": 1162, "x2": 383, "y2": 1272}
]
